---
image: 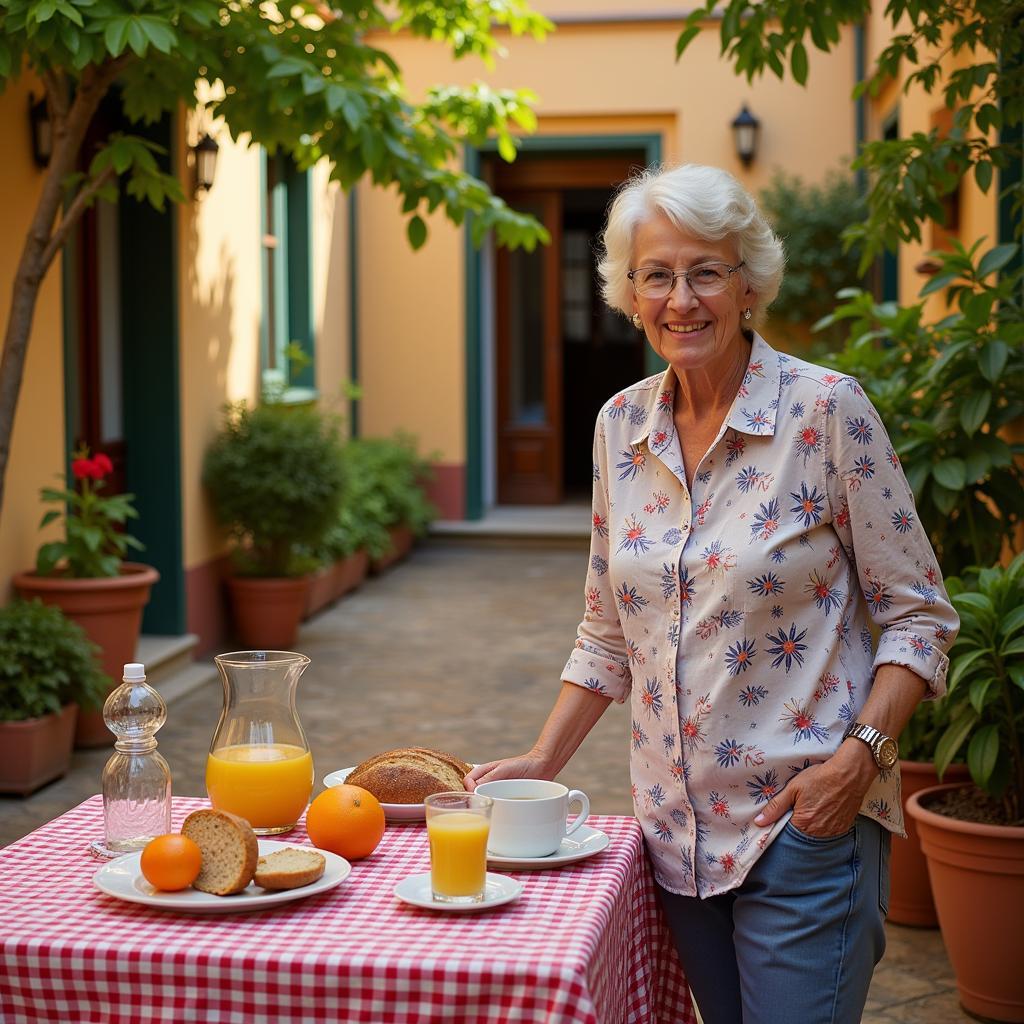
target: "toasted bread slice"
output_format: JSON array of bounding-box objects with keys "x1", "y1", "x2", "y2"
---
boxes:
[
  {"x1": 181, "y1": 808, "x2": 258, "y2": 896},
  {"x1": 254, "y1": 848, "x2": 326, "y2": 890}
]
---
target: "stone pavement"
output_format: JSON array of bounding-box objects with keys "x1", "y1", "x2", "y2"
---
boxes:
[{"x1": 0, "y1": 539, "x2": 966, "y2": 1021}]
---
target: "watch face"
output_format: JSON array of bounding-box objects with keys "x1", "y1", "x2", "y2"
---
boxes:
[{"x1": 877, "y1": 737, "x2": 899, "y2": 770}]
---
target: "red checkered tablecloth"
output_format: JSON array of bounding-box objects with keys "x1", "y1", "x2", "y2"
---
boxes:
[{"x1": 0, "y1": 796, "x2": 694, "y2": 1024}]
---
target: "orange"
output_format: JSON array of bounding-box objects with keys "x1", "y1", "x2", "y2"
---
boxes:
[
  {"x1": 305, "y1": 784, "x2": 386, "y2": 860},
  {"x1": 140, "y1": 834, "x2": 203, "y2": 891}
]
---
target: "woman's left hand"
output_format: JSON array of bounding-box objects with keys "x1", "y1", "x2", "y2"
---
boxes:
[{"x1": 753, "y1": 740, "x2": 878, "y2": 838}]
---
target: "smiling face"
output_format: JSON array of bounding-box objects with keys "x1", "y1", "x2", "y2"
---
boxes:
[{"x1": 630, "y1": 213, "x2": 756, "y2": 376}]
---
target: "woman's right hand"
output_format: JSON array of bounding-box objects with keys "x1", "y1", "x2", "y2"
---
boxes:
[{"x1": 465, "y1": 752, "x2": 552, "y2": 791}]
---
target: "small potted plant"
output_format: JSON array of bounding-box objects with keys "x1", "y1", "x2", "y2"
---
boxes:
[
  {"x1": 13, "y1": 447, "x2": 159, "y2": 747},
  {"x1": 906, "y1": 553, "x2": 1024, "y2": 1021},
  {"x1": 203, "y1": 401, "x2": 346, "y2": 647},
  {"x1": 0, "y1": 599, "x2": 108, "y2": 794}
]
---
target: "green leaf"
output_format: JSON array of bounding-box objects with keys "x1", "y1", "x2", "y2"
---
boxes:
[
  {"x1": 1001, "y1": 605, "x2": 1024, "y2": 639},
  {"x1": 953, "y1": 592, "x2": 995, "y2": 616},
  {"x1": 791, "y1": 41, "x2": 808, "y2": 85},
  {"x1": 935, "y1": 707, "x2": 979, "y2": 779},
  {"x1": 1001, "y1": 638, "x2": 1024, "y2": 657},
  {"x1": 1009, "y1": 665, "x2": 1024, "y2": 691},
  {"x1": 918, "y1": 271, "x2": 958, "y2": 296},
  {"x1": 675, "y1": 24, "x2": 700, "y2": 59},
  {"x1": 964, "y1": 449, "x2": 990, "y2": 484},
  {"x1": 948, "y1": 647, "x2": 990, "y2": 690},
  {"x1": 978, "y1": 340, "x2": 1009, "y2": 383},
  {"x1": 959, "y1": 392, "x2": 990, "y2": 437},
  {"x1": 968, "y1": 674, "x2": 995, "y2": 712},
  {"x1": 932, "y1": 458, "x2": 966, "y2": 491},
  {"x1": 967, "y1": 724, "x2": 999, "y2": 787},
  {"x1": 103, "y1": 16, "x2": 129, "y2": 56},
  {"x1": 974, "y1": 160, "x2": 993, "y2": 193},
  {"x1": 406, "y1": 215, "x2": 427, "y2": 250},
  {"x1": 930, "y1": 481, "x2": 958, "y2": 516},
  {"x1": 977, "y1": 244, "x2": 1019, "y2": 278}
]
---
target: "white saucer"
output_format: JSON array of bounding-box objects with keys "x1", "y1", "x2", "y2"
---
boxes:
[
  {"x1": 93, "y1": 840, "x2": 351, "y2": 913},
  {"x1": 394, "y1": 871, "x2": 523, "y2": 912},
  {"x1": 486, "y1": 823, "x2": 610, "y2": 870},
  {"x1": 323, "y1": 765, "x2": 478, "y2": 822}
]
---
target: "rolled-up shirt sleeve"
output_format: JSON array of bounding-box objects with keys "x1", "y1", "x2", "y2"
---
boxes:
[
  {"x1": 562, "y1": 412, "x2": 632, "y2": 703},
  {"x1": 823, "y1": 377, "x2": 959, "y2": 699}
]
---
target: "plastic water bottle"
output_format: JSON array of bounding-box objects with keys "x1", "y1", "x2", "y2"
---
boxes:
[{"x1": 90, "y1": 663, "x2": 172, "y2": 858}]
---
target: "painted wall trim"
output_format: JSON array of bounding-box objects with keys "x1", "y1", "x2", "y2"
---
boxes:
[
  {"x1": 348, "y1": 186, "x2": 360, "y2": 436},
  {"x1": 463, "y1": 132, "x2": 663, "y2": 520}
]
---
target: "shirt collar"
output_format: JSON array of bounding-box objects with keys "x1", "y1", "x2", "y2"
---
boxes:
[{"x1": 629, "y1": 332, "x2": 782, "y2": 448}]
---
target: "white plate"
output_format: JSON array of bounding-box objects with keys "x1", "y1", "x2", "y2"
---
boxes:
[
  {"x1": 323, "y1": 765, "x2": 478, "y2": 822},
  {"x1": 93, "y1": 839, "x2": 351, "y2": 913},
  {"x1": 394, "y1": 871, "x2": 523, "y2": 912},
  {"x1": 486, "y1": 824, "x2": 611, "y2": 870}
]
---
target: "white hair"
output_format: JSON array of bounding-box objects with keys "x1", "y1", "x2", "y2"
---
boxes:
[{"x1": 597, "y1": 163, "x2": 785, "y2": 325}]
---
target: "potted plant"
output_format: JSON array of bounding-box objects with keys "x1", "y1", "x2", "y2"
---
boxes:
[
  {"x1": 0, "y1": 599, "x2": 108, "y2": 794},
  {"x1": 343, "y1": 436, "x2": 437, "y2": 572},
  {"x1": 12, "y1": 447, "x2": 158, "y2": 747},
  {"x1": 906, "y1": 553, "x2": 1024, "y2": 1022},
  {"x1": 203, "y1": 401, "x2": 346, "y2": 648}
]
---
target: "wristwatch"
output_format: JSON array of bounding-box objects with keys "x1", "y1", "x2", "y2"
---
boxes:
[{"x1": 843, "y1": 721, "x2": 899, "y2": 771}]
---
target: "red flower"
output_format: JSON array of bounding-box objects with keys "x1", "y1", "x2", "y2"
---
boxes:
[
  {"x1": 93, "y1": 453, "x2": 113, "y2": 476},
  {"x1": 71, "y1": 458, "x2": 94, "y2": 480}
]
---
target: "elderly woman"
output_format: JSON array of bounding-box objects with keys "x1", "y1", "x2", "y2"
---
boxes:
[{"x1": 467, "y1": 163, "x2": 959, "y2": 1023}]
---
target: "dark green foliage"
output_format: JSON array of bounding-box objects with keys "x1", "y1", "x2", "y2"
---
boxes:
[
  {"x1": 940, "y1": 555, "x2": 1024, "y2": 822},
  {"x1": 202, "y1": 402, "x2": 347, "y2": 577},
  {"x1": 322, "y1": 436, "x2": 438, "y2": 561},
  {"x1": 820, "y1": 243, "x2": 1024, "y2": 573},
  {"x1": 760, "y1": 171, "x2": 867, "y2": 346},
  {"x1": 0, "y1": 599, "x2": 108, "y2": 721}
]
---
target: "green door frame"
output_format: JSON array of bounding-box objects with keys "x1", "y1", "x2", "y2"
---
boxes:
[
  {"x1": 463, "y1": 132, "x2": 663, "y2": 519},
  {"x1": 64, "y1": 110, "x2": 186, "y2": 634}
]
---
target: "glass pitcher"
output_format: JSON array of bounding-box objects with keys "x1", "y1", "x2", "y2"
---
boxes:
[{"x1": 206, "y1": 650, "x2": 314, "y2": 835}]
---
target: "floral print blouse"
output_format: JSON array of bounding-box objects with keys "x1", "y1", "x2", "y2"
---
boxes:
[{"x1": 562, "y1": 333, "x2": 959, "y2": 898}]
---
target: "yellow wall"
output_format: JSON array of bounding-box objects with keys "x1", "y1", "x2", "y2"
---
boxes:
[
  {"x1": 0, "y1": 76, "x2": 69, "y2": 596},
  {"x1": 177, "y1": 117, "x2": 352, "y2": 569},
  {"x1": 357, "y1": 15, "x2": 857, "y2": 464}
]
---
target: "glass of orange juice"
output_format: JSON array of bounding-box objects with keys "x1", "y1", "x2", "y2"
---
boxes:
[
  {"x1": 206, "y1": 651, "x2": 314, "y2": 834},
  {"x1": 424, "y1": 792, "x2": 493, "y2": 903}
]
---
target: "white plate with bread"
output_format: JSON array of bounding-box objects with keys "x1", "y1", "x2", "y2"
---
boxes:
[
  {"x1": 94, "y1": 839, "x2": 351, "y2": 913},
  {"x1": 323, "y1": 747, "x2": 475, "y2": 822}
]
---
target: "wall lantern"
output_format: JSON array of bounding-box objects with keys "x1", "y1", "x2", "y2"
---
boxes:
[
  {"x1": 28, "y1": 93, "x2": 52, "y2": 168},
  {"x1": 192, "y1": 133, "x2": 219, "y2": 196},
  {"x1": 731, "y1": 104, "x2": 760, "y2": 167}
]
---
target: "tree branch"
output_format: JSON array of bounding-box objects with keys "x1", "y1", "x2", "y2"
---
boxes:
[{"x1": 39, "y1": 166, "x2": 118, "y2": 270}]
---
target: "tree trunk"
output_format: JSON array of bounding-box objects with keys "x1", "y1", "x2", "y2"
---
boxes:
[{"x1": 0, "y1": 63, "x2": 124, "y2": 517}]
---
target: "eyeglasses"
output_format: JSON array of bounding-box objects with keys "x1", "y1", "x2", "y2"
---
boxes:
[{"x1": 627, "y1": 260, "x2": 746, "y2": 299}]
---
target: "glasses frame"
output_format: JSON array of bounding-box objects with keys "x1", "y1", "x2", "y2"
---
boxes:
[{"x1": 627, "y1": 260, "x2": 746, "y2": 299}]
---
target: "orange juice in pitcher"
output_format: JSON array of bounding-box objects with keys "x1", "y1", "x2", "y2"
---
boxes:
[
  {"x1": 206, "y1": 743, "x2": 313, "y2": 831},
  {"x1": 207, "y1": 651, "x2": 314, "y2": 834}
]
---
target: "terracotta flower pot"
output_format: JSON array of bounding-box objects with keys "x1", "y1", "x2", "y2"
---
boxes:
[
  {"x1": 13, "y1": 563, "x2": 159, "y2": 748},
  {"x1": 227, "y1": 575, "x2": 310, "y2": 649},
  {"x1": 907, "y1": 783, "x2": 1024, "y2": 1022},
  {"x1": 370, "y1": 524, "x2": 415, "y2": 573},
  {"x1": 331, "y1": 550, "x2": 369, "y2": 600},
  {"x1": 303, "y1": 565, "x2": 337, "y2": 619},
  {"x1": 889, "y1": 759, "x2": 971, "y2": 926},
  {"x1": 0, "y1": 704, "x2": 78, "y2": 795}
]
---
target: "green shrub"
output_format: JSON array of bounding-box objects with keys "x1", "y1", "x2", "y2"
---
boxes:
[
  {"x1": 319, "y1": 435, "x2": 437, "y2": 561},
  {"x1": 203, "y1": 401, "x2": 347, "y2": 577},
  {"x1": 760, "y1": 170, "x2": 867, "y2": 347},
  {"x1": 0, "y1": 599, "x2": 108, "y2": 721}
]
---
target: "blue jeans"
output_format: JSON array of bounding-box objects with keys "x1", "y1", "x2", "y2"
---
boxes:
[{"x1": 657, "y1": 815, "x2": 890, "y2": 1024}]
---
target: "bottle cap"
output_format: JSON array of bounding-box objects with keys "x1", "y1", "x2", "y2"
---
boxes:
[{"x1": 123, "y1": 663, "x2": 146, "y2": 681}]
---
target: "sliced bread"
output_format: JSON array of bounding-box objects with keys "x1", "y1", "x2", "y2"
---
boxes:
[
  {"x1": 347, "y1": 747, "x2": 472, "y2": 803},
  {"x1": 181, "y1": 808, "x2": 259, "y2": 896},
  {"x1": 254, "y1": 848, "x2": 326, "y2": 890}
]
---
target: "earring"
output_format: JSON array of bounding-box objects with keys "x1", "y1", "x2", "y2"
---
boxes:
[
  {"x1": 743, "y1": 308, "x2": 752, "y2": 321},
  {"x1": 632, "y1": 313, "x2": 643, "y2": 329}
]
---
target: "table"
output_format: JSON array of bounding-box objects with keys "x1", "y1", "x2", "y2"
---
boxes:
[{"x1": 0, "y1": 796, "x2": 694, "y2": 1024}]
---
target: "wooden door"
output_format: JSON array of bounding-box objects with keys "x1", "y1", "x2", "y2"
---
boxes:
[{"x1": 496, "y1": 191, "x2": 563, "y2": 504}]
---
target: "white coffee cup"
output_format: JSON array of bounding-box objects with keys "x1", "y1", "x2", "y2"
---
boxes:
[{"x1": 475, "y1": 779, "x2": 590, "y2": 858}]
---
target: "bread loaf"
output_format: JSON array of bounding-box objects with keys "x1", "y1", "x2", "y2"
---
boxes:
[
  {"x1": 346, "y1": 747, "x2": 472, "y2": 804},
  {"x1": 254, "y1": 848, "x2": 326, "y2": 890},
  {"x1": 181, "y1": 808, "x2": 259, "y2": 895}
]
